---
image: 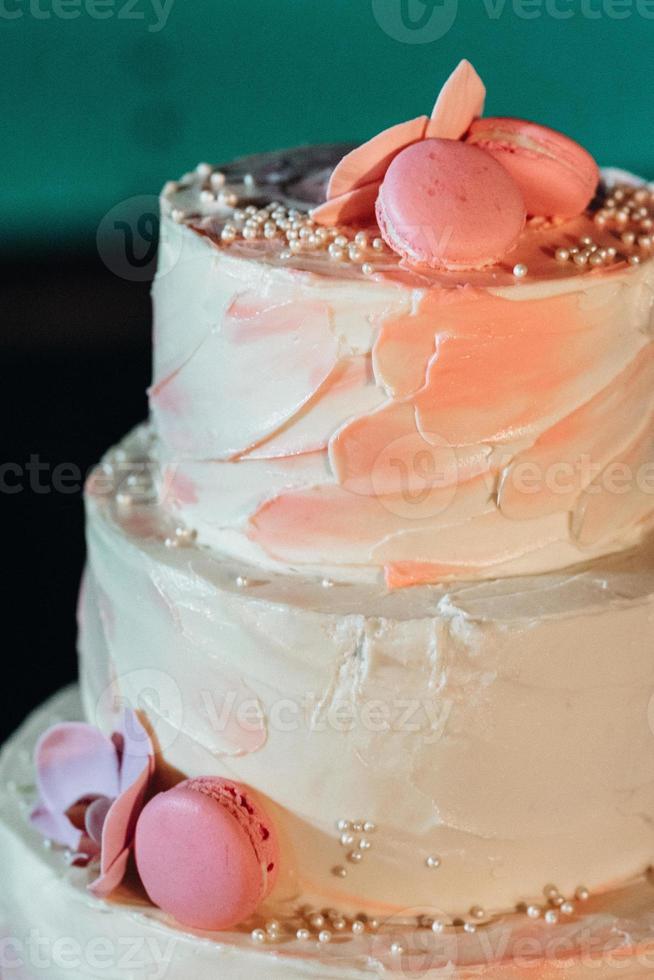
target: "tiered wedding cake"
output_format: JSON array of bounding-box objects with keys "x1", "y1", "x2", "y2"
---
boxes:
[{"x1": 2, "y1": 62, "x2": 654, "y2": 979}]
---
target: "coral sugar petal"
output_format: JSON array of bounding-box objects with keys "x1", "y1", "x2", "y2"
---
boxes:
[
  {"x1": 326, "y1": 116, "x2": 427, "y2": 199},
  {"x1": 311, "y1": 182, "x2": 381, "y2": 227},
  {"x1": 426, "y1": 59, "x2": 486, "y2": 140}
]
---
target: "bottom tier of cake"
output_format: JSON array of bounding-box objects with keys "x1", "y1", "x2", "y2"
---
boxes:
[{"x1": 3, "y1": 688, "x2": 654, "y2": 980}]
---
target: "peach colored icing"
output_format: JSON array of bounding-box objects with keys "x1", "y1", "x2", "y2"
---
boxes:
[{"x1": 151, "y1": 158, "x2": 654, "y2": 588}]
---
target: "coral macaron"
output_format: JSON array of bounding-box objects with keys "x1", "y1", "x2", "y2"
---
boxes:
[
  {"x1": 375, "y1": 138, "x2": 526, "y2": 270},
  {"x1": 467, "y1": 117, "x2": 600, "y2": 219},
  {"x1": 135, "y1": 777, "x2": 279, "y2": 931}
]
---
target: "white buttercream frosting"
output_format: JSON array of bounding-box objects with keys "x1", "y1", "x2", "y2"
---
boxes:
[{"x1": 73, "y1": 427, "x2": 654, "y2": 921}]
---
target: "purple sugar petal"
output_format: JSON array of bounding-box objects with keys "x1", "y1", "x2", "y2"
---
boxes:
[
  {"x1": 35, "y1": 723, "x2": 120, "y2": 815},
  {"x1": 32, "y1": 712, "x2": 154, "y2": 899},
  {"x1": 30, "y1": 803, "x2": 82, "y2": 852}
]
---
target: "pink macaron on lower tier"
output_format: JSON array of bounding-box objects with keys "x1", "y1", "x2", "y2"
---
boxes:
[
  {"x1": 135, "y1": 777, "x2": 279, "y2": 931},
  {"x1": 375, "y1": 138, "x2": 526, "y2": 270}
]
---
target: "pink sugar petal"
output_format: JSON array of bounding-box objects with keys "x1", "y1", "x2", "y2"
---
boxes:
[
  {"x1": 426, "y1": 60, "x2": 486, "y2": 140},
  {"x1": 88, "y1": 848, "x2": 130, "y2": 899},
  {"x1": 311, "y1": 182, "x2": 381, "y2": 227},
  {"x1": 326, "y1": 116, "x2": 427, "y2": 199},
  {"x1": 92, "y1": 756, "x2": 151, "y2": 895},
  {"x1": 34, "y1": 723, "x2": 120, "y2": 818}
]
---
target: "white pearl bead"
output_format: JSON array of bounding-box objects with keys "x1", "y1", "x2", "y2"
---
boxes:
[
  {"x1": 544, "y1": 909, "x2": 559, "y2": 925},
  {"x1": 352, "y1": 920, "x2": 365, "y2": 935},
  {"x1": 575, "y1": 886, "x2": 590, "y2": 901},
  {"x1": 296, "y1": 928, "x2": 310, "y2": 941},
  {"x1": 526, "y1": 905, "x2": 541, "y2": 919},
  {"x1": 363, "y1": 821, "x2": 376, "y2": 833},
  {"x1": 513, "y1": 263, "x2": 528, "y2": 278},
  {"x1": 336, "y1": 819, "x2": 351, "y2": 832},
  {"x1": 560, "y1": 901, "x2": 575, "y2": 915},
  {"x1": 555, "y1": 248, "x2": 570, "y2": 262},
  {"x1": 431, "y1": 919, "x2": 445, "y2": 933},
  {"x1": 390, "y1": 943, "x2": 404, "y2": 956},
  {"x1": 426, "y1": 855, "x2": 441, "y2": 869},
  {"x1": 318, "y1": 930, "x2": 332, "y2": 944},
  {"x1": 251, "y1": 929, "x2": 266, "y2": 943}
]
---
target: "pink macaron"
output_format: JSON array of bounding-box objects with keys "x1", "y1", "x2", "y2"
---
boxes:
[
  {"x1": 135, "y1": 777, "x2": 279, "y2": 931},
  {"x1": 376, "y1": 138, "x2": 526, "y2": 270},
  {"x1": 467, "y1": 117, "x2": 600, "y2": 218}
]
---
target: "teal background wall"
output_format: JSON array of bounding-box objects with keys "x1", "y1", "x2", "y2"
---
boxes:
[{"x1": 2, "y1": 0, "x2": 653, "y2": 251}]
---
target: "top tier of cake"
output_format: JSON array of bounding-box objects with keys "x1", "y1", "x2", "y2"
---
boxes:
[{"x1": 150, "y1": 146, "x2": 654, "y2": 587}]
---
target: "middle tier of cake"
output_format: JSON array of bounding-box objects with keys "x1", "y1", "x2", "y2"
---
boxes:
[{"x1": 79, "y1": 428, "x2": 654, "y2": 920}]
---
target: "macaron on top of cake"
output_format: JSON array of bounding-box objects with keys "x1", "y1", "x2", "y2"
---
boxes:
[
  {"x1": 376, "y1": 138, "x2": 527, "y2": 270},
  {"x1": 313, "y1": 60, "x2": 600, "y2": 272},
  {"x1": 135, "y1": 776, "x2": 279, "y2": 931},
  {"x1": 466, "y1": 117, "x2": 600, "y2": 219}
]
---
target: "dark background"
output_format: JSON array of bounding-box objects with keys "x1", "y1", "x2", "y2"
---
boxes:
[{"x1": 2, "y1": 0, "x2": 654, "y2": 742}]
